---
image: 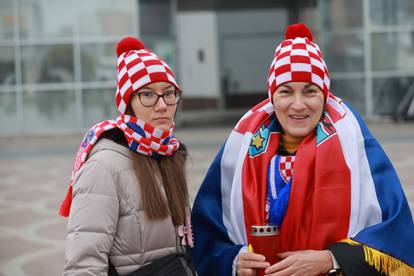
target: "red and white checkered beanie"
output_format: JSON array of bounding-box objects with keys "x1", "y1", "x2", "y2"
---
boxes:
[
  {"x1": 115, "y1": 37, "x2": 181, "y2": 114},
  {"x1": 267, "y1": 23, "x2": 330, "y2": 102}
]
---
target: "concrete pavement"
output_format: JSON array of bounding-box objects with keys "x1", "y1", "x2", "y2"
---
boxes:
[{"x1": 0, "y1": 123, "x2": 413, "y2": 276}]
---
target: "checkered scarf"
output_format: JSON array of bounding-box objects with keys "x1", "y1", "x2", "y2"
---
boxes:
[
  {"x1": 267, "y1": 23, "x2": 330, "y2": 101},
  {"x1": 59, "y1": 115, "x2": 180, "y2": 217},
  {"x1": 116, "y1": 114, "x2": 179, "y2": 156}
]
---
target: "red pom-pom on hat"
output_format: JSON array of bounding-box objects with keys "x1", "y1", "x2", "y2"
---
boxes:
[
  {"x1": 116, "y1": 37, "x2": 145, "y2": 57},
  {"x1": 284, "y1": 23, "x2": 313, "y2": 42}
]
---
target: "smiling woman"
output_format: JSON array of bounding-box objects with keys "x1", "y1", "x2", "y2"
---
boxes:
[
  {"x1": 273, "y1": 82, "x2": 324, "y2": 151},
  {"x1": 191, "y1": 23, "x2": 414, "y2": 276}
]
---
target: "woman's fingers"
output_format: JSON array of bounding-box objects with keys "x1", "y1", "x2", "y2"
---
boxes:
[
  {"x1": 264, "y1": 254, "x2": 293, "y2": 274},
  {"x1": 277, "y1": 251, "x2": 295, "y2": 258},
  {"x1": 237, "y1": 252, "x2": 271, "y2": 275},
  {"x1": 237, "y1": 268, "x2": 257, "y2": 276},
  {"x1": 264, "y1": 250, "x2": 333, "y2": 276},
  {"x1": 239, "y1": 259, "x2": 271, "y2": 269},
  {"x1": 239, "y1": 252, "x2": 267, "y2": 262}
]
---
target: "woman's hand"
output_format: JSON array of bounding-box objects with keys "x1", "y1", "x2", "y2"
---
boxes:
[
  {"x1": 264, "y1": 249, "x2": 333, "y2": 276},
  {"x1": 236, "y1": 252, "x2": 271, "y2": 276}
]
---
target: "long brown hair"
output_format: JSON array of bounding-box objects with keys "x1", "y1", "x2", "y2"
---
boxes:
[{"x1": 133, "y1": 145, "x2": 188, "y2": 225}]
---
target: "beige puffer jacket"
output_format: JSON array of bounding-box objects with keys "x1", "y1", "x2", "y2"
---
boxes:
[{"x1": 63, "y1": 138, "x2": 185, "y2": 275}]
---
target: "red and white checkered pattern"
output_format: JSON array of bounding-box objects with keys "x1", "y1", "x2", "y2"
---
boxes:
[
  {"x1": 279, "y1": 155, "x2": 296, "y2": 183},
  {"x1": 117, "y1": 115, "x2": 179, "y2": 156},
  {"x1": 79, "y1": 121, "x2": 117, "y2": 163},
  {"x1": 267, "y1": 36, "x2": 330, "y2": 102},
  {"x1": 115, "y1": 49, "x2": 180, "y2": 114}
]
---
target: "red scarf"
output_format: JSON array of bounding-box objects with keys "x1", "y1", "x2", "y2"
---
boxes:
[{"x1": 239, "y1": 98, "x2": 351, "y2": 251}]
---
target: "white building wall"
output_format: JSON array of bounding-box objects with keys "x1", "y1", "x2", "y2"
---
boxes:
[{"x1": 176, "y1": 11, "x2": 220, "y2": 98}]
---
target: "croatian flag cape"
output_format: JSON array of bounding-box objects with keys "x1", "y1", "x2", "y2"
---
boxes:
[{"x1": 191, "y1": 94, "x2": 414, "y2": 275}]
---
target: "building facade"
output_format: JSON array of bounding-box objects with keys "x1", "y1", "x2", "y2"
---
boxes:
[{"x1": 1, "y1": 0, "x2": 414, "y2": 134}]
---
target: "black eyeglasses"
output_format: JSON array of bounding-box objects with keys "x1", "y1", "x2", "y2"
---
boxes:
[{"x1": 134, "y1": 90, "x2": 181, "y2": 107}]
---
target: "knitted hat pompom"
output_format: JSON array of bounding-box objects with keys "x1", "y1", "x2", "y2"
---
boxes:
[
  {"x1": 284, "y1": 23, "x2": 313, "y2": 42},
  {"x1": 116, "y1": 37, "x2": 145, "y2": 57}
]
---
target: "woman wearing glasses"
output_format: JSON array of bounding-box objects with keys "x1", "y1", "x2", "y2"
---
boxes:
[{"x1": 61, "y1": 37, "x2": 195, "y2": 275}]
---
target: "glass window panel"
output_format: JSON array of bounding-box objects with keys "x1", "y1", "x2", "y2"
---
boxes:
[
  {"x1": 331, "y1": 78, "x2": 365, "y2": 115},
  {"x1": 218, "y1": 9, "x2": 288, "y2": 35},
  {"x1": 23, "y1": 89, "x2": 76, "y2": 130},
  {"x1": 321, "y1": 0, "x2": 363, "y2": 30},
  {"x1": 80, "y1": 43, "x2": 117, "y2": 82},
  {"x1": 21, "y1": 44, "x2": 74, "y2": 84},
  {"x1": 76, "y1": 0, "x2": 137, "y2": 37},
  {"x1": 372, "y1": 32, "x2": 414, "y2": 71},
  {"x1": 140, "y1": 0, "x2": 172, "y2": 36},
  {"x1": 0, "y1": 1, "x2": 15, "y2": 40},
  {"x1": 370, "y1": 0, "x2": 414, "y2": 27},
  {"x1": 216, "y1": 9, "x2": 288, "y2": 95},
  {"x1": 323, "y1": 33, "x2": 364, "y2": 73},
  {"x1": 373, "y1": 76, "x2": 414, "y2": 117},
  {"x1": 18, "y1": 0, "x2": 74, "y2": 39},
  {"x1": 221, "y1": 35, "x2": 279, "y2": 94},
  {"x1": 298, "y1": 6, "x2": 321, "y2": 32},
  {"x1": 0, "y1": 47, "x2": 15, "y2": 85},
  {"x1": 0, "y1": 92, "x2": 18, "y2": 133},
  {"x1": 82, "y1": 88, "x2": 117, "y2": 127}
]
